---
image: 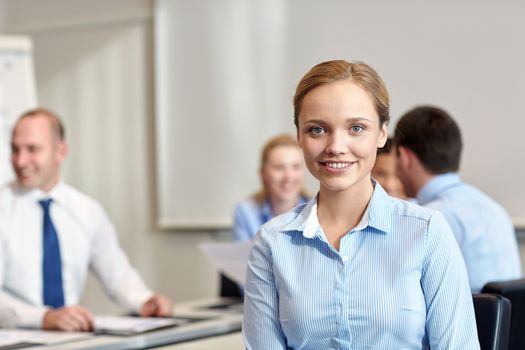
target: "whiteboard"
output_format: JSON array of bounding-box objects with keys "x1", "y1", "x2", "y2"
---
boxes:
[
  {"x1": 0, "y1": 35, "x2": 38, "y2": 187},
  {"x1": 154, "y1": 0, "x2": 525, "y2": 229}
]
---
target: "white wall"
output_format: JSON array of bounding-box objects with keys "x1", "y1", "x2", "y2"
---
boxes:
[
  {"x1": 154, "y1": 0, "x2": 525, "y2": 229},
  {"x1": 3, "y1": 0, "x2": 224, "y2": 314}
]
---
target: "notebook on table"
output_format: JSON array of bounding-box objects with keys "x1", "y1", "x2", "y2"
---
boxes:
[
  {"x1": 94, "y1": 315, "x2": 213, "y2": 336},
  {"x1": 0, "y1": 329, "x2": 91, "y2": 349}
]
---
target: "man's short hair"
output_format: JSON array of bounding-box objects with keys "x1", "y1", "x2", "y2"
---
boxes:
[
  {"x1": 18, "y1": 108, "x2": 65, "y2": 141},
  {"x1": 394, "y1": 105, "x2": 462, "y2": 174}
]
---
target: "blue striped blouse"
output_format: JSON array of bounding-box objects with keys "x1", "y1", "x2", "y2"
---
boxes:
[{"x1": 242, "y1": 183, "x2": 479, "y2": 349}]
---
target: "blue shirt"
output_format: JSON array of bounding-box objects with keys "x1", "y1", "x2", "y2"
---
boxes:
[
  {"x1": 243, "y1": 184, "x2": 479, "y2": 350},
  {"x1": 233, "y1": 196, "x2": 309, "y2": 241},
  {"x1": 417, "y1": 173, "x2": 522, "y2": 293}
]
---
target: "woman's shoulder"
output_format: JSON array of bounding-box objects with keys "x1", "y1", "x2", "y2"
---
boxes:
[
  {"x1": 386, "y1": 196, "x2": 452, "y2": 237},
  {"x1": 385, "y1": 195, "x2": 442, "y2": 227},
  {"x1": 373, "y1": 183, "x2": 435, "y2": 225},
  {"x1": 392, "y1": 196, "x2": 430, "y2": 216},
  {"x1": 258, "y1": 202, "x2": 309, "y2": 238}
]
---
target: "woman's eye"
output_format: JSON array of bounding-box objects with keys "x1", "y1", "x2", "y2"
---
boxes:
[
  {"x1": 350, "y1": 125, "x2": 364, "y2": 133},
  {"x1": 309, "y1": 126, "x2": 325, "y2": 135}
]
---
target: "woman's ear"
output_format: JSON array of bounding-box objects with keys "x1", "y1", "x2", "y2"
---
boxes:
[{"x1": 377, "y1": 123, "x2": 388, "y2": 148}]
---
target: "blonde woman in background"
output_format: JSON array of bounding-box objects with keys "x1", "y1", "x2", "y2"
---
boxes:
[{"x1": 233, "y1": 134, "x2": 309, "y2": 241}]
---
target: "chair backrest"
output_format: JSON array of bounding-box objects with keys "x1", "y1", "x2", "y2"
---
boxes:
[
  {"x1": 482, "y1": 279, "x2": 525, "y2": 350},
  {"x1": 473, "y1": 293, "x2": 511, "y2": 350},
  {"x1": 219, "y1": 273, "x2": 243, "y2": 298}
]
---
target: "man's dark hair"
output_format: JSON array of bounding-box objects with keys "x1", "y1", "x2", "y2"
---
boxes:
[{"x1": 394, "y1": 105, "x2": 462, "y2": 174}]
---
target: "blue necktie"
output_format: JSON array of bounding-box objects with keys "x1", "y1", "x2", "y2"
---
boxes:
[{"x1": 39, "y1": 198, "x2": 65, "y2": 308}]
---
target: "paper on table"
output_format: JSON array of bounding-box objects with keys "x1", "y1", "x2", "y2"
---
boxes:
[
  {"x1": 0, "y1": 329, "x2": 91, "y2": 347},
  {"x1": 94, "y1": 316, "x2": 182, "y2": 335},
  {"x1": 199, "y1": 240, "x2": 254, "y2": 286}
]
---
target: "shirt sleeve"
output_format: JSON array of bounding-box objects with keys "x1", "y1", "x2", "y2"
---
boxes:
[
  {"x1": 422, "y1": 212, "x2": 480, "y2": 349},
  {"x1": 0, "y1": 230, "x2": 48, "y2": 328},
  {"x1": 242, "y1": 228, "x2": 287, "y2": 349},
  {"x1": 233, "y1": 202, "x2": 253, "y2": 241},
  {"x1": 88, "y1": 208, "x2": 153, "y2": 313},
  {"x1": 0, "y1": 291, "x2": 48, "y2": 328}
]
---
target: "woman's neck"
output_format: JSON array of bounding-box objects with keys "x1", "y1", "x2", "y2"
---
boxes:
[{"x1": 317, "y1": 178, "x2": 374, "y2": 250}]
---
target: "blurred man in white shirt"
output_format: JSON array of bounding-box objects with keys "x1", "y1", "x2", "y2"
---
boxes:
[{"x1": 0, "y1": 108, "x2": 172, "y2": 331}]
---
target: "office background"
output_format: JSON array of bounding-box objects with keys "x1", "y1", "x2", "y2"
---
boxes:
[
  {"x1": 155, "y1": 0, "x2": 525, "y2": 229},
  {"x1": 1, "y1": 0, "x2": 524, "y2": 314}
]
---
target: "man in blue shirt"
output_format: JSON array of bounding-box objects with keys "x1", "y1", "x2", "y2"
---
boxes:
[{"x1": 394, "y1": 105, "x2": 522, "y2": 292}]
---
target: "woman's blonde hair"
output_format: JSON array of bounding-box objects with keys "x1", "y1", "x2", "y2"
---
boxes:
[{"x1": 293, "y1": 60, "x2": 390, "y2": 127}]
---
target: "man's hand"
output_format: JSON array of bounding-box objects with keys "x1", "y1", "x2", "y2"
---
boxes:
[
  {"x1": 42, "y1": 305, "x2": 95, "y2": 332},
  {"x1": 140, "y1": 294, "x2": 173, "y2": 317}
]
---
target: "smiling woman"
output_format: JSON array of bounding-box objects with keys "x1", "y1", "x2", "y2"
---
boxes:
[
  {"x1": 297, "y1": 81, "x2": 386, "y2": 222},
  {"x1": 242, "y1": 60, "x2": 481, "y2": 350},
  {"x1": 232, "y1": 134, "x2": 309, "y2": 242}
]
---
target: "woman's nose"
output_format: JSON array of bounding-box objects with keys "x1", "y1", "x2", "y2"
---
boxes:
[{"x1": 325, "y1": 131, "x2": 347, "y2": 156}]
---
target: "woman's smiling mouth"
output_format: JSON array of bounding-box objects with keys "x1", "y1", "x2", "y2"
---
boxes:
[{"x1": 319, "y1": 161, "x2": 354, "y2": 171}]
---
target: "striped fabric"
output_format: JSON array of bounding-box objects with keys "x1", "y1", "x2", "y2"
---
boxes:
[
  {"x1": 243, "y1": 183, "x2": 479, "y2": 349},
  {"x1": 233, "y1": 196, "x2": 309, "y2": 241}
]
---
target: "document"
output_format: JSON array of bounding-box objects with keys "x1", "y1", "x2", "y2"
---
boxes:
[
  {"x1": 0, "y1": 329, "x2": 91, "y2": 348},
  {"x1": 94, "y1": 316, "x2": 184, "y2": 336},
  {"x1": 199, "y1": 240, "x2": 254, "y2": 286}
]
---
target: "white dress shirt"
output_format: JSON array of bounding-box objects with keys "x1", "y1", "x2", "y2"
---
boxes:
[{"x1": 0, "y1": 181, "x2": 153, "y2": 328}]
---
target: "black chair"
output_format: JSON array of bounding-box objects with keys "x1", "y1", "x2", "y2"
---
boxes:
[
  {"x1": 219, "y1": 273, "x2": 243, "y2": 299},
  {"x1": 482, "y1": 279, "x2": 525, "y2": 350},
  {"x1": 473, "y1": 293, "x2": 511, "y2": 350}
]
